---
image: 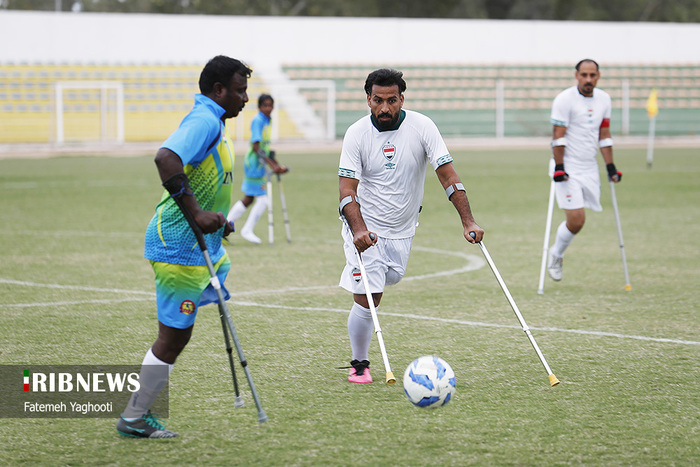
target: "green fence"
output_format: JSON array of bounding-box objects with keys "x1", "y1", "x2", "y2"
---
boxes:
[{"x1": 284, "y1": 63, "x2": 700, "y2": 139}]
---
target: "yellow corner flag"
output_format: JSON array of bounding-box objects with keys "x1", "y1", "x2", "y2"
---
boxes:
[{"x1": 646, "y1": 88, "x2": 659, "y2": 118}]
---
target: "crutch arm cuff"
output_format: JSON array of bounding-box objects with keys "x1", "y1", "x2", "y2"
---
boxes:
[
  {"x1": 339, "y1": 195, "x2": 360, "y2": 216},
  {"x1": 162, "y1": 173, "x2": 193, "y2": 199},
  {"x1": 445, "y1": 183, "x2": 465, "y2": 200}
]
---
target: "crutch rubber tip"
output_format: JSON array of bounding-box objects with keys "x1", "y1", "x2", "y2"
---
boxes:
[
  {"x1": 258, "y1": 412, "x2": 269, "y2": 423},
  {"x1": 549, "y1": 374, "x2": 560, "y2": 386},
  {"x1": 234, "y1": 397, "x2": 245, "y2": 408},
  {"x1": 625, "y1": 284, "x2": 632, "y2": 291},
  {"x1": 537, "y1": 289, "x2": 544, "y2": 295},
  {"x1": 386, "y1": 372, "x2": 397, "y2": 385}
]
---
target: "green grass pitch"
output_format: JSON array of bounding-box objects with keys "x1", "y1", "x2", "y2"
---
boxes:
[{"x1": 1, "y1": 146, "x2": 698, "y2": 465}]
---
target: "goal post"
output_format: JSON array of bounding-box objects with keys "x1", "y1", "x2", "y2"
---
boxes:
[
  {"x1": 267, "y1": 79, "x2": 336, "y2": 142},
  {"x1": 54, "y1": 81, "x2": 125, "y2": 144},
  {"x1": 290, "y1": 80, "x2": 336, "y2": 141}
]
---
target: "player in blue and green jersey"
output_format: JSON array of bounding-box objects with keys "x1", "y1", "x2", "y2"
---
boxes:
[
  {"x1": 226, "y1": 94, "x2": 288, "y2": 244},
  {"x1": 117, "y1": 56, "x2": 252, "y2": 439}
]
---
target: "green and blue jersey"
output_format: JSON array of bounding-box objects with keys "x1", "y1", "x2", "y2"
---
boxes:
[
  {"x1": 144, "y1": 94, "x2": 235, "y2": 266},
  {"x1": 243, "y1": 111, "x2": 271, "y2": 181}
]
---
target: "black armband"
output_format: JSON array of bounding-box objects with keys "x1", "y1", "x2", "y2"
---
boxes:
[{"x1": 162, "y1": 173, "x2": 193, "y2": 199}]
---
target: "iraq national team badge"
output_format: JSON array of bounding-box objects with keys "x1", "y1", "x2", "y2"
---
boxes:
[
  {"x1": 352, "y1": 267, "x2": 362, "y2": 283},
  {"x1": 382, "y1": 143, "x2": 396, "y2": 170}
]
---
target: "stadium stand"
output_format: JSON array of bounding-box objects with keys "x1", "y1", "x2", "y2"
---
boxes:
[
  {"x1": 282, "y1": 63, "x2": 700, "y2": 138},
  {"x1": 0, "y1": 62, "x2": 303, "y2": 144},
  {"x1": 0, "y1": 62, "x2": 697, "y2": 143}
]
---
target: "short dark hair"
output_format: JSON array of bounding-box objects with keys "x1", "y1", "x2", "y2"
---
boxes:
[
  {"x1": 364, "y1": 68, "x2": 407, "y2": 95},
  {"x1": 199, "y1": 55, "x2": 253, "y2": 95},
  {"x1": 575, "y1": 59, "x2": 599, "y2": 71},
  {"x1": 258, "y1": 94, "x2": 274, "y2": 107}
]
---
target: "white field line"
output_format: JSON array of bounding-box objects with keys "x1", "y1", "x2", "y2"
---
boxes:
[
  {"x1": 0, "y1": 180, "x2": 150, "y2": 189},
  {"x1": 7, "y1": 298, "x2": 152, "y2": 308},
  {"x1": 229, "y1": 301, "x2": 700, "y2": 346},
  {"x1": 0, "y1": 279, "x2": 155, "y2": 295},
  {"x1": 403, "y1": 245, "x2": 486, "y2": 280},
  {"x1": 0, "y1": 230, "x2": 142, "y2": 238},
  {"x1": 2, "y1": 244, "x2": 698, "y2": 346}
]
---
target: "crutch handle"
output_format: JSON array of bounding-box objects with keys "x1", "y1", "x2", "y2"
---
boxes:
[
  {"x1": 369, "y1": 233, "x2": 376, "y2": 241},
  {"x1": 469, "y1": 231, "x2": 477, "y2": 240}
]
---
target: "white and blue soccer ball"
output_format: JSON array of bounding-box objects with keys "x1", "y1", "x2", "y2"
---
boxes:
[{"x1": 403, "y1": 356, "x2": 456, "y2": 408}]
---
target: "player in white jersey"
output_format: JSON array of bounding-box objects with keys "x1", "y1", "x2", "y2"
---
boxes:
[
  {"x1": 548, "y1": 59, "x2": 623, "y2": 281},
  {"x1": 338, "y1": 68, "x2": 483, "y2": 383}
]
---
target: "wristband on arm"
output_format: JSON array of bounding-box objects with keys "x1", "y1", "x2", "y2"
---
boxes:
[
  {"x1": 551, "y1": 137, "x2": 567, "y2": 148},
  {"x1": 553, "y1": 164, "x2": 568, "y2": 182}
]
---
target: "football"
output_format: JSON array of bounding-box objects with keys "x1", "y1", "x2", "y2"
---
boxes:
[{"x1": 402, "y1": 356, "x2": 456, "y2": 408}]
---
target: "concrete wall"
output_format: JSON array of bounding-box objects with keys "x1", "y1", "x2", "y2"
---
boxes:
[{"x1": 1, "y1": 10, "x2": 700, "y2": 67}]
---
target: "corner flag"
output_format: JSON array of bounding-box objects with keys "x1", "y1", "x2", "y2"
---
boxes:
[
  {"x1": 646, "y1": 88, "x2": 658, "y2": 168},
  {"x1": 646, "y1": 88, "x2": 659, "y2": 118}
]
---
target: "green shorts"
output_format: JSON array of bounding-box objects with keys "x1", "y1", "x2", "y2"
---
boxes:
[{"x1": 151, "y1": 254, "x2": 231, "y2": 329}]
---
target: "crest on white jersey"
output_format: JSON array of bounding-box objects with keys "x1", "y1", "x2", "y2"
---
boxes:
[
  {"x1": 382, "y1": 143, "x2": 397, "y2": 170},
  {"x1": 382, "y1": 143, "x2": 396, "y2": 161}
]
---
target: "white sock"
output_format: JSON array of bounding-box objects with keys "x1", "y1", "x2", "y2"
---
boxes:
[
  {"x1": 551, "y1": 221, "x2": 576, "y2": 258},
  {"x1": 348, "y1": 302, "x2": 374, "y2": 362},
  {"x1": 227, "y1": 200, "x2": 247, "y2": 224},
  {"x1": 242, "y1": 195, "x2": 267, "y2": 234},
  {"x1": 121, "y1": 347, "x2": 173, "y2": 419}
]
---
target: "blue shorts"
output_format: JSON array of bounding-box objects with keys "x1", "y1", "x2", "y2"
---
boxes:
[
  {"x1": 151, "y1": 255, "x2": 231, "y2": 329},
  {"x1": 241, "y1": 177, "x2": 266, "y2": 197}
]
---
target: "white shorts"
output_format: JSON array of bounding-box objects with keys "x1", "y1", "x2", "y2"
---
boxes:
[
  {"x1": 548, "y1": 159, "x2": 602, "y2": 212},
  {"x1": 339, "y1": 223, "x2": 413, "y2": 295}
]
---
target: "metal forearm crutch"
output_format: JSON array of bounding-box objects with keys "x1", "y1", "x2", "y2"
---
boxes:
[
  {"x1": 219, "y1": 311, "x2": 245, "y2": 408},
  {"x1": 471, "y1": 232, "x2": 560, "y2": 387},
  {"x1": 609, "y1": 181, "x2": 631, "y2": 291},
  {"x1": 538, "y1": 180, "x2": 556, "y2": 294},
  {"x1": 171, "y1": 197, "x2": 268, "y2": 422},
  {"x1": 342, "y1": 218, "x2": 396, "y2": 385},
  {"x1": 276, "y1": 172, "x2": 292, "y2": 243},
  {"x1": 266, "y1": 172, "x2": 274, "y2": 245}
]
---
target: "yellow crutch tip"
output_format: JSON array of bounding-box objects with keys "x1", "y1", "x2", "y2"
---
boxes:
[
  {"x1": 549, "y1": 374, "x2": 560, "y2": 386},
  {"x1": 625, "y1": 284, "x2": 632, "y2": 291},
  {"x1": 386, "y1": 372, "x2": 397, "y2": 385}
]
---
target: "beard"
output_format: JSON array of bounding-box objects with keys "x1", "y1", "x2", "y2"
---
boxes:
[{"x1": 375, "y1": 111, "x2": 400, "y2": 131}]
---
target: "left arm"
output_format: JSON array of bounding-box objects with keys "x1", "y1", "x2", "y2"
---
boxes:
[
  {"x1": 435, "y1": 162, "x2": 483, "y2": 243},
  {"x1": 156, "y1": 148, "x2": 230, "y2": 235},
  {"x1": 599, "y1": 125, "x2": 621, "y2": 183},
  {"x1": 258, "y1": 149, "x2": 288, "y2": 175}
]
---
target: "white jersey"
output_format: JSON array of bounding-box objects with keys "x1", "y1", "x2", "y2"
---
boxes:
[
  {"x1": 338, "y1": 109, "x2": 453, "y2": 238},
  {"x1": 551, "y1": 86, "x2": 612, "y2": 173}
]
